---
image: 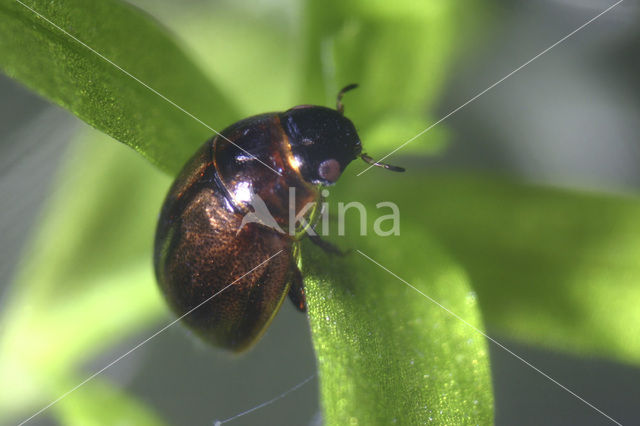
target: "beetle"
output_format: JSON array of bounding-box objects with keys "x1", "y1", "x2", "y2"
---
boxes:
[{"x1": 154, "y1": 84, "x2": 403, "y2": 352}]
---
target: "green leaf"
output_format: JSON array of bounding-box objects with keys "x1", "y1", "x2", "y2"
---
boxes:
[
  {"x1": 299, "y1": 0, "x2": 486, "y2": 155},
  {"x1": 0, "y1": 129, "x2": 169, "y2": 422},
  {"x1": 302, "y1": 177, "x2": 494, "y2": 425},
  {"x1": 54, "y1": 377, "x2": 167, "y2": 426},
  {"x1": 346, "y1": 172, "x2": 640, "y2": 365},
  {"x1": 0, "y1": 0, "x2": 237, "y2": 174},
  {"x1": 128, "y1": 0, "x2": 301, "y2": 116}
]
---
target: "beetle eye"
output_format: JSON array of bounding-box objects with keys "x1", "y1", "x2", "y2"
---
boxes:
[{"x1": 318, "y1": 158, "x2": 341, "y2": 182}]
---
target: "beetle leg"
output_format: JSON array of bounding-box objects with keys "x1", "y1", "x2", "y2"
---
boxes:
[
  {"x1": 287, "y1": 265, "x2": 306, "y2": 312},
  {"x1": 308, "y1": 234, "x2": 350, "y2": 256}
]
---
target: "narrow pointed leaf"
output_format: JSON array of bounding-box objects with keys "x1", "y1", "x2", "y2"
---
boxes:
[
  {"x1": 349, "y1": 172, "x2": 640, "y2": 365},
  {"x1": 299, "y1": 0, "x2": 486, "y2": 155},
  {"x1": 0, "y1": 0, "x2": 237, "y2": 173},
  {"x1": 0, "y1": 130, "x2": 169, "y2": 422},
  {"x1": 303, "y1": 177, "x2": 494, "y2": 425}
]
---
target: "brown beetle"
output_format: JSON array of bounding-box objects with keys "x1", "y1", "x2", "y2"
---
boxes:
[{"x1": 154, "y1": 85, "x2": 403, "y2": 351}]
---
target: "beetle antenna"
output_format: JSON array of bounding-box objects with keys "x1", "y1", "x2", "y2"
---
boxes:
[
  {"x1": 336, "y1": 83, "x2": 359, "y2": 115},
  {"x1": 360, "y1": 153, "x2": 405, "y2": 172}
]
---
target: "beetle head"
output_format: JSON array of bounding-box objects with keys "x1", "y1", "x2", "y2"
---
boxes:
[
  {"x1": 282, "y1": 105, "x2": 362, "y2": 185},
  {"x1": 282, "y1": 84, "x2": 404, "y2": 185}
]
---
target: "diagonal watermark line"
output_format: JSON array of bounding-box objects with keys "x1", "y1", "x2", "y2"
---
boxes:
[
  {"x1": 356, "y1": 0, "x2": 624, "y2": 176},
  {"x1": 17, "y1": 250, "x2": 284, "y2": 426},
  {"x1": 356, "y1": 249, "x2": 622, "y2": 426},
  {"x1": 14, "y1": 0, "x2": 282, "y2": 177},
  {"x1": 214, "y1": 374, "x2": 316, "y2": 425}
]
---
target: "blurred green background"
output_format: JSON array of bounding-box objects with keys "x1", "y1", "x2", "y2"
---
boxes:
[{"x1": 1, "y1": 0, "x2": 640, "y2": 425}]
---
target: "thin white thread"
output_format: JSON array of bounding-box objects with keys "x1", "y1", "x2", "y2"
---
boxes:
[
  {"x1": 356, "y1": 250, "x2": 622, "y2": 425},
  {"x1": 17, "y1": 250, "x2": 284, "y2": 426},
  {"x1": 356, "y1": 0, "x2": 624, "y2": 176},
  {"x1": 14, "y1": 0, "x2": 282, "y2": 176},
  {"x1": 214, "y1": 374, "x2": 316, "y2": 425}
]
